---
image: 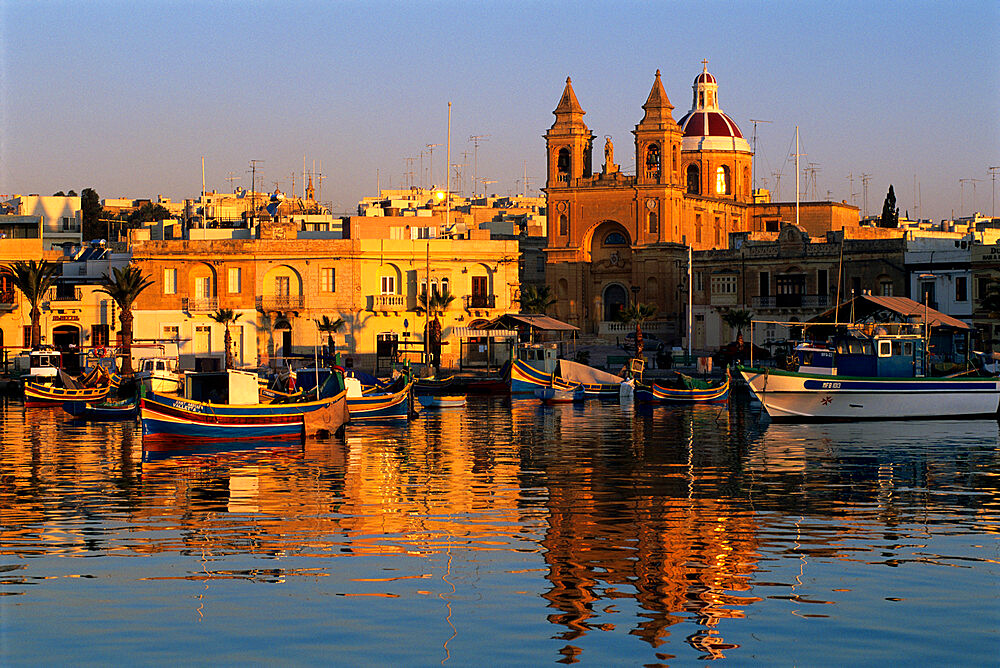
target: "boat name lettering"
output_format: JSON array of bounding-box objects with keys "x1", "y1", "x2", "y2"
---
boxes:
[
  {"x1": 174, "y1": 401, "x2": 204, "y2": 413},
  {"x1": 821, "y1": 382, "x2": 841, "y2": 389}
]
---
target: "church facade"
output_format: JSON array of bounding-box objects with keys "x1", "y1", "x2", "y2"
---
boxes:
[{"x1": 543, "y1": 65, "x2": 754, "y2": 336}]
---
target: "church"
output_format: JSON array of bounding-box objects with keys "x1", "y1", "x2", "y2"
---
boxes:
[{"x1": 543, "y1": 64, "x2": 755, "y2": 337}]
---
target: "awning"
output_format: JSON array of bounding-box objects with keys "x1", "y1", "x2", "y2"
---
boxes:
[
  {"x1": 486, "y1": 314, "x2": 580, "y2": 332},
  {"x1": 453, "y1": 327, "x2": 517, "y2": 338}
]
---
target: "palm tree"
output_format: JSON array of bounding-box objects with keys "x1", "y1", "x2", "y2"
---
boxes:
[
  {"x1": 97, "y1": 264, "x2": 153, "y2": 375},
  {"x1": 4, "y1": 260, "x2": 60, "y2": 349},
  {"x1": 722, "y1": 308, "x2": 753, "y2": 349},
  {"x1": 210, "y1": 308, "x2": 243, "y2": 370},
  {"x1": 315, "y1": 315, "x2": 345, "y2": 364},
  {"x1": 418, "y1": 288, "x2": 455, "y2": 371},
  {"x1": 519, "y1": 283, "x2": 556, "y2": 315},
  {"x1": 617, "y1": 301, "x2": 658, "y2": 359}
]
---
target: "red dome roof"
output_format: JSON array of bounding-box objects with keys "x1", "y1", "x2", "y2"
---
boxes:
[
  {"x1": 694, "y1": 71, "x2": 717, "y2": 85},
  {"x1": 677, "y1": 110, "x2": 744, "y2": 139}
]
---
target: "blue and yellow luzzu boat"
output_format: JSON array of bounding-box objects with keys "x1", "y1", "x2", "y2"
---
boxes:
[{"x1": 346, "y1": 381, "x2": 412, "y2": 420}]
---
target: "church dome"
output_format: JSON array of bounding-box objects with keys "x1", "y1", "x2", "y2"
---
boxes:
[{"x1": 678, "y1": 62, "x2": 751, "y2": 153}]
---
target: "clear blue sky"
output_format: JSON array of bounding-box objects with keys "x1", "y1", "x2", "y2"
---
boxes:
[{"x1": 2, "y1": 1, "x2": 998, "y2": 221}]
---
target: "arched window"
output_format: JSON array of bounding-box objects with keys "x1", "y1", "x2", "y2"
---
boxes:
[
  {"x1": 648, "y1": 212, "x2": 658, "y2": 234},
  {"x1": 686, "y1": 165, "x2": 700, "y2": 194},
  {"x1": 604, "y1": 231, "x2": 627, "y2": 246},
  {"x1": 672, "y1": 146, "x2": 678, "y2": 172},
  {"x1": 645, "y1": 144, "x2": 661, "y2": 179},
  {"x1": 557, "y1": 148, "x2": 570, "y2": 173},
  {"x1": 558, "y1": 214, "x2": 568, "y2": 236},
  {"x1": 715, "y1": 166, "x2": 731, "y2": 195}
]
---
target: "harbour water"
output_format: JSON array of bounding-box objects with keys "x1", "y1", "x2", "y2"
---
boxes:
[{"x1": 3, "y1": 395, "x2": 998, "y2": 665}]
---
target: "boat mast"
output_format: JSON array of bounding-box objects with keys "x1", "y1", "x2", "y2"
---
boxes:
[
  {"x1": 688, "y1": 242, "x2": 693, "y2": 360},
  {"x1": 795, "y1": 126, "x2": 800, "y2": 229}
]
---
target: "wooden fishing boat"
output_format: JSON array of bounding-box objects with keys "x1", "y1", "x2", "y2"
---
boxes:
[
  {"x1": 346, "y1": 379, "x2": 412, "y2": 420},
  {"x1": 141, "y1": 369, "x2": 349, "y2": 444},
  {"x1": 534, "y1": 377, "x2": 583, "y2": 404},
  {"x1": 635, "y1": 373, "x2": 730, "y2": 404},
  {"x1": 415, "y1": 394, "x2": 466, "y2": 408},
  {"x1": 63, "y1": 396, "x2": 138, "y2": 421},
  {"x1": 24, "y1": 367, "x2": 120, "y2": 407},
  {"x1": 511, "y1": 358, "x2": 627, "y2": 400}
]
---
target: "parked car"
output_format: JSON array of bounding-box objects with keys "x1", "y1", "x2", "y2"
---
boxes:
[{"x1": 622, "y1": 332, "x2": 663, "y2": 355}]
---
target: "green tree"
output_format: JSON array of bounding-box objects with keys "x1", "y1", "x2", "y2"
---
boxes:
[
  {"x1": 722, "y1": 308, "x2": 753, "y2": 348},
  {"x1": 879, "y1": 184, "x2": 899, "y2": 228},
  {"x1": 53, "y1": 190, "x2": 66, "y2": 196},
  {"x1": 314, "y1": 315, "x2": 345, "y2": 362},
  {"x1": 519, "y1": 283, "x2": 556, "y2": 314},
  {"x1": 80, "y1": 188, "x2": 103, "y2": 240},
  {"x1": 617, "y1": 301, "x2": 658, "y2": 359},
  {"x1": 4, "y1": 260, "x2": 60, "y2": 348},
  {"x1": 97, "y1": 264, "x2": 154, "y2": 375},
  {"x1": 210, "y1": 309, "x2": 243, "y2": 370},
  {"x1": 418, "y1": 288, "x2": 455, "y2": 371},
  {"x1": 127, "y1": 203, "x2": 171, "y2": 227}
]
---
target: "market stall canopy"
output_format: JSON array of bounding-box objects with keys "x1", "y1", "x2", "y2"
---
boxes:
[
  {"x1": 809, "y1": 295, "x2": 971, "y2": 330},
  {"x1": 484, "y1": 314, "x2": 580, "y2": 333}
]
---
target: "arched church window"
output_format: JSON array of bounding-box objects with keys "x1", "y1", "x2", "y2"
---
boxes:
[
  {"x1": 558, "y1": 214, "x2": 568, "y2": 236},
  {"x1": 715, "y1": 166, "x2": 731, "y2": 195},
  {"x1": 672, "y1": 146, "x2": 678, "y2": 172},
  {"x1": 645, "y1": 144, "x2": 661, "y2": 180},
  {"x1": 557, "y1": 148, "x2": 570, "y2": 173},
  {"x1": 604, "y1": 231, "x2": 627, "y2": 246},
  {"x1": 686, "y1": 165, "x2": 700, "y2": 194},
  {"x1": 648, "y1": 212, "x2": 658, "y2": 234}
]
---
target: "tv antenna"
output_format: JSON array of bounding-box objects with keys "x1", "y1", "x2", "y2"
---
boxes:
[
  {"x1": 749, "y1": 118, "x2": 771, "y2": 191},
  {"x1": 225, "y1": 171, "x2": 241, "y2": 193},
  {"x1": 469, "y1": 135, "x2": 490, "y2": 197},
  {"x1": 247, "y1": 160, "x2": 264, "y2": 221},
  {"x1": 861, "y1": 173, "x2": 872, "y2": 218},
  {"x1": 425, "y1": 144, "x2": 441, "y2": 188},
  {"x1": 989, "y1": 166, "x2": 999, "y2": 217}
]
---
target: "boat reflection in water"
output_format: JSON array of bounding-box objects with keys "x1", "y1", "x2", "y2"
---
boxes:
[{"x1": 3, "y1": 396, "x2": 999, "y2": 665}]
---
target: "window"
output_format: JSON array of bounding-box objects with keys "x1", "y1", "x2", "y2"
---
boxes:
[
  {"x1": 765, "y1": 219, "x2": 780, "y2": 232},
  {"x1": 228, "y1": 267, "x2": 241, "y2": 293},
  {"x1": 163, "y1": 268, "x2": 177, "y2": 295},
  {"x1": 714, "y1": 216, "x2": 721, "y2": 245},
  {"x1": 956, "y1": 276, "x2": 968, "y2": 302},
  {"x1": 557, "y1": 148, "x2": 570, "y2": 174},
  {"x1": 604, "y1": 232, "x2": 627, "y2": 246},
  {"x1": 321, "y1": 267, "x2": 336, "y2": 292},
  {"x1": 536, "y1": 255, "x2": 545, "y2": 272},
  {"x1": 559, "y1": 214, "x2": 568, "y2": 236},
  {"x1": 61, "y1": 216, "x2": 77, "y2": 231},
  {"x1": 22, "y1": 325, "x2": 31, "y2": 347},
  {"x1": 163, "y1": 325, "x2": 180, "y2": 341},
  {"x1": 695, "y1": 214, "x2": 702, "y2": 243},
  {"x1": 759, "y1": 271, "x2": 770, "y2": 297},
  {"x1": 711, "y1": 274, "x2": 737, "y2": 295},
  {"x1": 195, "y1": 276, "x2": 213, "y2": 299},
  {"x1": 275, "y1": 276, "x2": 291, "y2": 297},
  {"x1": 880, "y1": 279, "x2": 893, "y2": 296},
  {"x1": 648, "y1": 212, "x2": 658, "y2": 234},
  {"x1": 91, "y1": 324, "x2": 109, "y2": 347},
  {"x1": 645, "y1": 144, "x2": 661, "y2": 179},
  {"x1": 381, "y1": 275, "x2": 395, "y2": 294},
  {"x1": 687, "y1": 165, "x2": 700, "y2": 194},
  {"x1": 817, "y1": 269, "x2": 828, "y2": 295},
  {"x1": 851, "y1": 276, "x2": 861, "y2": 296},
  {"x1": 695, "y1": 271, "x2": 703, "y2": 292},
  {"x1": 978, "y1": 276, "x2": 992, "y2": 299},
  {"x1": 715, "y1": 166, "x2": 731, "y2": 195},
  {"x1": 921, "y1": 281, "x2": 935, "y2": 306},
  {"x1": 441, "y1": 277, "x2": 450, "y2": 296}
]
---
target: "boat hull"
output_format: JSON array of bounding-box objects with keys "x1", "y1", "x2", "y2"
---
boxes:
[
  {"x1": 141, "y1": 391, "x2": 343, "y2": 442},
  {"x1": 510, "y1": 359, "x2": 552, "y2": 394},
  {"x1": 347, "y1": 383, "x2": 411, "y2": 420},
  {"x1": 24, "y1": 382, "x2": 113, "y2": 407},
  {"x1": 64, "y1": 399, "x2": 138, "y2": 421},
  {"x1": 416, "y1": 394, "x2": 466, "y2": 408},
  {"x1": 636, "y1": 377, "x2": 729, "y2": 404},
  {"x1": 739, "y1": 367, "x2": 1000, "y2": 421}
]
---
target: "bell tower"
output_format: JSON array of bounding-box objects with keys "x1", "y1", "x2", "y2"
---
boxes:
[
  {"x1": 633, "y1": 70, "x2": 683, "y2": 187},
  {"x1": 545, "y1": 77, "x2": 594, "y2": 188}
]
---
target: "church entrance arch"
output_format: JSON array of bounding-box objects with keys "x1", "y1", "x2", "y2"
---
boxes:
[{"x1": 603, "y1": 284, "x2": 628, "y2": 322}]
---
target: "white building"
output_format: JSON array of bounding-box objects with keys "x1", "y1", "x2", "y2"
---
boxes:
[{"x1": 3, "y1": 195, "x2": 82, "y2": 250}]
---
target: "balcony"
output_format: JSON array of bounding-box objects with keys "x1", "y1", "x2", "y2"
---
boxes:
[
  {"x1": 371, "y1": 294, "x2": 406, "y2": 312},
  {"x1": 257, "y1": 295, "x2": 304, "y2": 312},
  {"x1": 752, "y1": 294, "x2": 830, "y2": 309},
  {"x1": 0, "y1": 288, "x2": 15, "y2": 312},
  {"x1": 48, "y1": 286, "x2": 82, "y2": 302},
  {"x1": 465, "y1": 294, "x2": 496, "y2": 309},
  {"x1": 183, "y1": 297, "x2": 219, "y2": 313}
]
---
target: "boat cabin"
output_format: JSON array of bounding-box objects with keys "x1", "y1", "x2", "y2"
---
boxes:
[
  {"x1": 795, "y1": 333, "x2": 926, "y2": 378},
  {"x1": 12, "y1": 348, "x2": 62, "y2": 380},
  {"x1": 516, "y1": 342, "x2": 559, "y2": 375},
  {"x1": 183, "y1": 369, "x2": 260, "y2": 404}
]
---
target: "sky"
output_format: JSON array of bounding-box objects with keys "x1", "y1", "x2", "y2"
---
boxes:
[{"x1": 1, "y1": 0, "x2": 998, "y2": 221}]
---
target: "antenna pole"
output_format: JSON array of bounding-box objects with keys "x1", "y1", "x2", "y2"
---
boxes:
[
  {"x1": 990, "y1": 166, "x2": 1000, "y2": 218},
  {"x1": 749, "y1": 119, "x2": 771, "y2": 194}
]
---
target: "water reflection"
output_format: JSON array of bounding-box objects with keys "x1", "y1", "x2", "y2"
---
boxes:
[{"x1": 1, "y1": 397, "x2": 998, "y2": 665}]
